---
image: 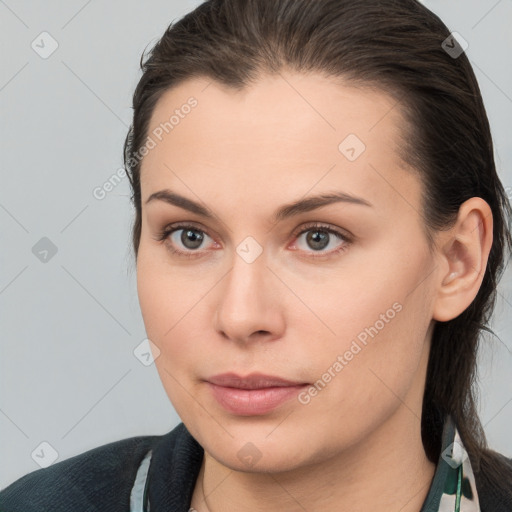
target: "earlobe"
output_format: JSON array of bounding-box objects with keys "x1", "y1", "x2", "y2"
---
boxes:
[{"x1": 432, "y1": 197, "x2": 493, "y2": 322}]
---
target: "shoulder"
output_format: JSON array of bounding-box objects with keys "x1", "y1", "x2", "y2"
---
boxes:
[
  {"x1": 474, "y1": 449, "x2": 512, "y2": 511},
  {"x1": 0, "y1": 431, "x2": 166, "y2": 512}
]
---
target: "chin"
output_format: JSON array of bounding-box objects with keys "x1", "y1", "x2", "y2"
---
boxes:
[{"x1": 220, "y1": 449, "x2": 308, "y2": 474}]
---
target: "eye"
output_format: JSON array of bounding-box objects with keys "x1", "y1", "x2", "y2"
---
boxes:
[
  {"x1": 154, "y1": 223, "x2": 217, "y2": 259},
  {"x1": 291, "y1": 223, "x2": 352, "y2": 258}
]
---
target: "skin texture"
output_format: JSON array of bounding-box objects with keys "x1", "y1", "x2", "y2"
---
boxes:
[{"x1": 136, "y1": 71, "x2": 493, "y2": 512}]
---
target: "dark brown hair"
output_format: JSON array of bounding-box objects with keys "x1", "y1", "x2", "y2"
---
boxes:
[{"x1": 123, "y1": 0, "x2": 512, "y2": 482}]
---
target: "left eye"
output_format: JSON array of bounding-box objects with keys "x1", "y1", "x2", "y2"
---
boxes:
[{"x1": 293, "y1": 226, "x2": 350, "y2": 254}]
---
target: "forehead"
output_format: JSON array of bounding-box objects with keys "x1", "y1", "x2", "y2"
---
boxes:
[{"x1": 140, "y1": 71, "x2": 420, "y2": 217}]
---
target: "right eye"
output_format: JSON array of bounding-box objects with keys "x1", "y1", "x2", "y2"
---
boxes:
[{"x1": 154, "y1": 223, "x2": 218, "y2": 259}]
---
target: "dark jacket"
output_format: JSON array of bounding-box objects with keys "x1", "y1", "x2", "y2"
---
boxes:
[{"x1": 1, "y1": 417, "x2": 511, "y2": 511}]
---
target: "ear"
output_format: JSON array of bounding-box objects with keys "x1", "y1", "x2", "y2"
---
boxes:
[{"x1": 432, "y1": 197, "x2": 493, "y2": 322}]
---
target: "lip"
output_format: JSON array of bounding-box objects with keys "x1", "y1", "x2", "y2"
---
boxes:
[
  {"x1": 205, "y1": 372, "x2": 309, "y2": 415},
  {"x1": 206, "y1": 372, "x2": 308, "y2": 389}
]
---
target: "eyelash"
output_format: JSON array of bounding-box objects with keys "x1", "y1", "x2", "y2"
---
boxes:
[{"x1": 154, "y1": 222, "x2": 352, "y2": 260}]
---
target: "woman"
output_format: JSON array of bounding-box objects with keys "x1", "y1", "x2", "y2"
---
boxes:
[{"x1": 1, "y1": 0, "x2": 511, "y2": 510}]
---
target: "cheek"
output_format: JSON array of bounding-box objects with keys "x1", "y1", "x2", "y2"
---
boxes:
[
  {"x1": 318, "y1": 237, "x2": 432, "y2": 349},
  {"x1": 136, "y1": 263, "x2": 170, "y2": 341},
  {"x1": 136, "y1": 255, "x2": 202, "y2": 412},
  {"x1": 298, "y1": 246, "x2": 433, "y2": 404},
  {"x1": 136, "y1": 246, "x2": 199, "y2": 340},
  {"x1": 136, "y1": 249, "x2": 209, "y2": 376}
]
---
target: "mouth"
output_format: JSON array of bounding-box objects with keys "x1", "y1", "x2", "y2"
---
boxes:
[{"x1": 204, "y1": 372, "x2": 310, "y2": 415}]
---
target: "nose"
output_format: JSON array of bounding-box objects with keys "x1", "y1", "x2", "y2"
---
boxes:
[{"x1": 214, "y1": 246, "x2": 285, "y2": 345}]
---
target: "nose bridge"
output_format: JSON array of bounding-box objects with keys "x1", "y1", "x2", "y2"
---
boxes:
[
  {"x1": 222, "y1": 244, "x2": 268, "y2": 315},
  {"x1": 215, "y1": 240, "x2": 282, "y2": 341}
]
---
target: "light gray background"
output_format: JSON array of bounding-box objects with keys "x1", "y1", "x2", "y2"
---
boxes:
[{"x1": 1, "y1": 0, "x2": 511, "y2": 490}]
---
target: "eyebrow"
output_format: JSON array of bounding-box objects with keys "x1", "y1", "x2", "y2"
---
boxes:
[{"x1": 145, "y1": 189, "x2": 373, "y2": 223}]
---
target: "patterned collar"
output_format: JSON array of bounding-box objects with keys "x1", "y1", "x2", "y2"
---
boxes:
[{"x1": 421, "y1": 414, "x2": 481, "y2": 511}]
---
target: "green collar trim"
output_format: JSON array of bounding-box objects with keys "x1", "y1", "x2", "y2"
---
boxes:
[{"x1": 421, "y1": 415, "x2": 481, "y2": 512}]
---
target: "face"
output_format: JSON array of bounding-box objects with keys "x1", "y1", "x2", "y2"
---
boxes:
[{"x1": 136, "y1": 71, "x2": 439, "y2": 473}]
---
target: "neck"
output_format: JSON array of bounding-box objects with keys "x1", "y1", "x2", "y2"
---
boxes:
[{"x1": 191, "y1": 407, "x2": 436, "y2": 512}]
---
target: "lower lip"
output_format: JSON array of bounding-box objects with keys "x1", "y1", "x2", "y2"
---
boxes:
[{"x1": 206, "y1": 382, "x2": 308, "y2": 415}]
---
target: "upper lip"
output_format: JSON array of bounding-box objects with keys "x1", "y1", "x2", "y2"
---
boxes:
[{"x1": 206, "y1": 372, "x2": 308, "y2": 389}]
